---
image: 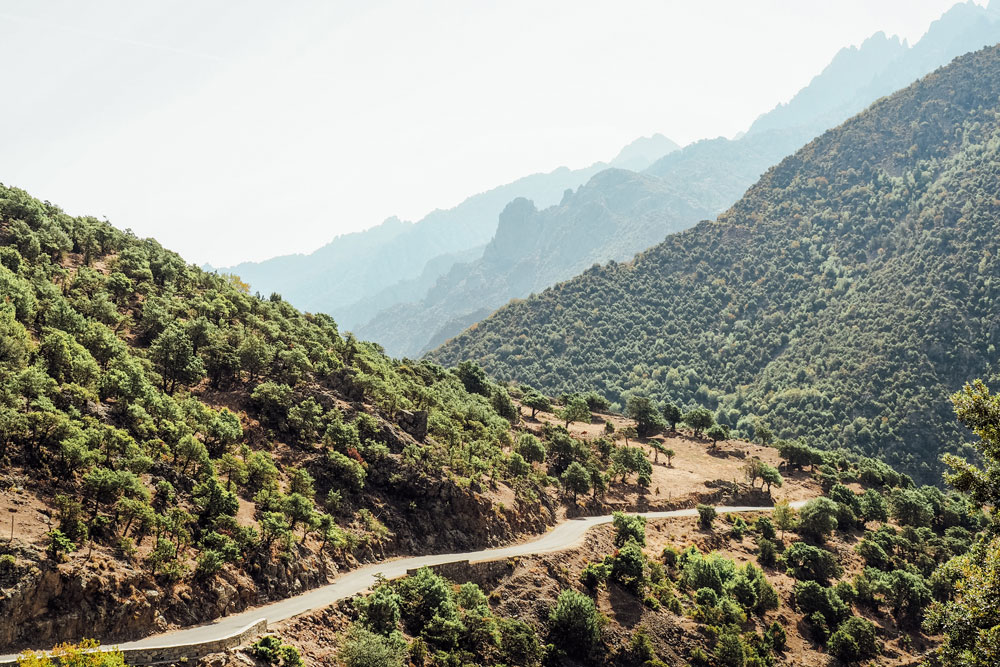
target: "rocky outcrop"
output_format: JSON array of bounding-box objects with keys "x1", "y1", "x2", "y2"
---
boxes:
[
  {"x1": 395, "y1": 409, "x2": 428, "y2": 442},
  {"x1": 0, "y1": 545, "x2": 333, "y2": 653}
]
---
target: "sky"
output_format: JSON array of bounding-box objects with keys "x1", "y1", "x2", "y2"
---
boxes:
[{"x1": 0, "y1": 0, "x2": 986, "y2": 266}]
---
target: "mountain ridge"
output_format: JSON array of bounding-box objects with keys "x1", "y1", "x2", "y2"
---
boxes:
[{"x1": 429, "y1": 43, "x2": 1000, "y2": 482}]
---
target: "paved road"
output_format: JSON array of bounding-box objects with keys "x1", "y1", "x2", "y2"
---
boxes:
[{"x1": 1, "y1": 500, "x2": 808, "y2": 658}]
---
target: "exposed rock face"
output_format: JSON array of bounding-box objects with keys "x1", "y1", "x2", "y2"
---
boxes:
[
  {"x1": 396, "y1": 409, "x2": 428, "y2": 441},
  {"x1": 0, "y1": 543, "x2": 334, "y2": 652}
]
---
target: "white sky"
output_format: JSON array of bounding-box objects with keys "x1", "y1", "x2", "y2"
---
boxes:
[{"x1": 0, "y1": 0, "x2": 985, "y2": 265}]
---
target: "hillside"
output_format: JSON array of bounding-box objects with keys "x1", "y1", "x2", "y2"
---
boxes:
[
  {"x1": 355, "y1": 167, "x2": 729, "y2": 357},
  {"x1": 0, "y1": 186, "x2": 825, "y2": 653},
  {"x1": 431, "y1": 44, "x2": 1000, "y2": 482},
  {"x1": 190, "y1": 433, "x2": 976, "y2": 667},
  {"x1": 352, "y1": 1, "x2": 1000, "y2": 359}
]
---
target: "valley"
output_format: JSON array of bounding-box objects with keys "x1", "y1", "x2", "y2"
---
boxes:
[{"x1": 3, "y1": 3, "x2": 1000, "y2": 666}]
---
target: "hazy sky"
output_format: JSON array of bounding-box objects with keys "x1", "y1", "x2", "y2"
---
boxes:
[{"x1": 0, "y1": 1, "x2": 985, "y2": 265}]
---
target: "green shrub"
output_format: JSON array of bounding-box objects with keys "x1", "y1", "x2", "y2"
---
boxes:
[
  {"x1": 716, "y1": 631, "x2": 746, "y2": 667},
  {"x1": 580, "y1": 560, "x2": 611, "y2": 589},
  {"x1": 794, "y1": 580, "x2": 848, "y2": 629},
  {"x1": 765, "y1": 621, "x2": 786, "y2": 652},
  {"x1": 548, "y1": 589, "x2": 603, "y2": 656},
  {"x1": 828, "y1": 616, "x2": 879, "y2": 663},
  {"x1": 783, "y1": 542, "x2": 843, "y2": 583},
  {"x1": 251, "y1": 635, "x2": 303, "y2": 666},
  {"x1": 697, "y1": 504, "x2": 717, "y2": 529},
  {"x1": 612, "y1": 512, "x2": 647, "y2": 547},
  {"x1": 337, "y1": 624, "x2": 406, "y2": 667},
  {"x1": 797, "y1": 497, "x2": 839, "y2": 542}
]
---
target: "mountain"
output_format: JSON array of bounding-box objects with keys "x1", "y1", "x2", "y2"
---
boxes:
[
  {"x1": 354, "y1": 1, "x2": 1000, "y2": 359},
  {"x1": 430, "y1": 44, "x2": 1000, "y2": 482},
  {"x1": 354, "y1": 167, "x2": 728, "y2": 357},
  {"x1": 218, "y1": 139, "x2": 680, "y2": 332},
  {"x1": 747, "y1": 0, "x2": 1000, "y2": 136},
  {"x1": 609, "y1": 133, "x2": 681, "y2": 171}
]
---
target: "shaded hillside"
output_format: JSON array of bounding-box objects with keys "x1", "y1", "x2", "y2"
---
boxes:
[
  {"x1": 355, "y1": 167, "x2": 730, "y2": 357},
  {"x1": 431, "y1": 45, "x2": 1000, "y2": 482}
]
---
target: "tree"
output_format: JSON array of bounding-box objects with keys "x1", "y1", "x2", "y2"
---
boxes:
[
  {"x1": 664, "y1": 448, "x2": 675, "y2": 467},
  {"x1": 684, "y1": 407, "x2": 714, "y2": 438},
  {"x1": 859, "y1": 489, "x2": 889, "y2": 523},
  {"x1": 794, "y1": 580, "x2": 848, "y2": 627},
  {"x1": 515, "y1": 433, "x2": 546, "y2": 464},
  {"x1": 455, "y1": 360, "x2": 490, "y2": 396},
  {"x1": 205, "y1": 408, "x2": 242, "y2": 457},
  {"x1": 924, "y1": 381, "x2": 1000, "y2": 666},
  {"x1": 45, "y1": 529, "x2": 76, "y2": 560},
  {"x1": 697, "y1": 504, "x2": 717, "y2": 529},
  {"x1": 611, "y1": 539, "x2": 647, "y2": 594},
  {"x1": 773, "y1": 500, "x2": 796, "y2": 539},
  {"x1": 798, "y1": 497, "x2": 839, "y2": 542},
  {"x1": 149, "y1": 322, "x2": 205, "y2": 394},
  {"x1": 829, "y1": 616, "x2": 879, "y2": 663},
  {"x1": 217, "y1": 453, "x2": 247, "y2": 491},
  {"x1": 358, "y1": 583, "x2": 403, "y2": 635},
  {"x1": 889, "y1": 487, "x2": 934, "y2": 527},
  {"x1": 706, "y1": 423, "x2": 729, "y2": 447},
  {"x1": 650, "y1": 441, "x2": 666, "y2": 463},
  {"x1": 626, "y1": 396, "x2": 663, "y2": 437},
  {"x1": 498, "y1": 618, "x2": 543, "y2": 667},
  {"x1": 611, "y1": 445, "x2": 651, "y2": 484},
  {"x1": 759, "y1": 464, "x2": 783, "y2": 493},
  {"x1": 612, "y1": 512, "x2": 647, "y2": 547},
  {"x1": 755, "y1": 422, "x2": 774, "y2": 446},
  {"x1": 776, "y1": 440, "x2": 823, "y2": 471},
  {"x1": 784, "y1": 542, "x2": 843, "y2": 584},
  {"x1": 548, "y1": 589, "x2": 603, "y2": 656},
  {"x1": 561, "y1": 461, "x2": 591, "y2": 502},
  {"x1": 338, "y1": 624, "x2": 407, "y2": 667},
  {"x1": 885, "y1": 570, "x2": 932, "y2": 628},
  {"x1": 716, "y1": 631, "x2": 745, "y2": 667},
  {"x1": 621, "y1": 425, "x2": 637, "y2": 445},
  {"x1": 559, "y1": 395, "x2": 591, "y2": 427},
  {"x1": 661, "y1": 401, "x2": 682, "y2": 432},
  {"x1": 522, "y1": 390, "x2": 551, "y2": 419},
  {"x1": 743, "y1": 458, "x2": 764, "y2": 487}
]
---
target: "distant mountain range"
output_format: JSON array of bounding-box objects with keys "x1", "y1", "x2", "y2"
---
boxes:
[
  {"x1": 358, "y1": 0, "x2": 1000, "y2": 358},
  {"x1": 431, "y1": 42, "x2": 1000, "y2": 483},
  {"x1": 216, "y1": 137, "x2": 679, "y2": 331},
  {"x1": 221, "y1": 1, "x2": 1000, "y2": 360}
]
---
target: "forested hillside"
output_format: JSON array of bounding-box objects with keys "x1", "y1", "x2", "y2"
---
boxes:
[
  {"x1": 431, "y1": 44, "x2": 1000, "y2": 482},
  {"x1": 3, "y1": 182, "x2": 808, "y2": 651},
  {"x1": 0, "y1": 185, "x2": 566, "y2": 648},
  {"x1": 355, "y1": 167, "x2": 730, "y2": 357}
]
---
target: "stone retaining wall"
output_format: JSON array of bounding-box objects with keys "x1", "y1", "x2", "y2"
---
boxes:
[
  {"x1": 0, "y1": 618, "x2": 267, "y2": 666},
  {"x1": 406, "y1": 557, "x2": 515, "y2": 590}
]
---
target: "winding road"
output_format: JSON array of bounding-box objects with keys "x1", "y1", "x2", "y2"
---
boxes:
[{"x1": 0, "y1": 501, "x2": 808, "y2": 661}]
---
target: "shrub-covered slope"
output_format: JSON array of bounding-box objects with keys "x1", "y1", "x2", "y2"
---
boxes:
[
  {"x1": 0, "y1": 186, "x2": 570, "y2": 648},
  {"x1": 431, "y1": 44, "x2": 1000, "y2": 482}
]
